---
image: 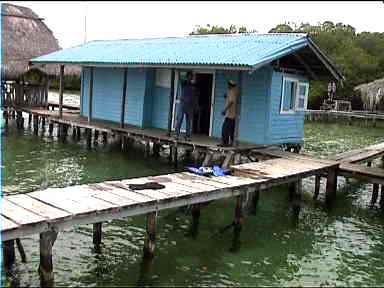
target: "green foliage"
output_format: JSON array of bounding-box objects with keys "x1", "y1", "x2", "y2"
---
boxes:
[
  {"x1": 190, "y1": 24, "x2": 256, "y2": 35},
  {"x1": 50, "y1": 74, "x2": 81, "y2": 91},
  {"x1": 269, "y1": 21, "x2": 384, "y2": 109}
]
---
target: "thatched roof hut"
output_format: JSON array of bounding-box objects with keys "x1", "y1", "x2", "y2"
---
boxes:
[
  {"x1": 1, "y1": 3, "x2": 79, "y2": 81},
  {"x1": 354, "y1": 78, "x2": 384, "y2": 111}
]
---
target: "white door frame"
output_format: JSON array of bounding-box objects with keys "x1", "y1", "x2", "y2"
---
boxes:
[{"x1": 171, "y1": 69, "x2": 216, "y2": 136}]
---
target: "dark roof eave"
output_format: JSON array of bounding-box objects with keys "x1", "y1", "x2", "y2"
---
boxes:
[{"x1": 307, "y1": 38, "x2": 345, "y2": 82}]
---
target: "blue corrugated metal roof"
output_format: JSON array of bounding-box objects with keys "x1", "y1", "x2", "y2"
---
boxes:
[{"x1": 31, "y1": 33, "x2": 310, "y2": 68}]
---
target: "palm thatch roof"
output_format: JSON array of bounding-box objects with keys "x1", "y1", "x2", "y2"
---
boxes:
[
  {"x1": 1, "y1": 3, "x2": 80, "y2": 81},
  {"x1": 354, "y1": 78, "x2": 384, "y2": 111}
]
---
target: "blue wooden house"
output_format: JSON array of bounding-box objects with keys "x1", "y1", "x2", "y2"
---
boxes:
[{"x1": 31, "y1": 33, "x2": 343, "y2": 146}]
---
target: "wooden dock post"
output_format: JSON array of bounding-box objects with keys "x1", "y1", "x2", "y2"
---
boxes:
[
  {"x1": 143, "y1": 212, "x2": 157, "y2": 259},
  {"x1": 16, "y1": 238, "x2": 27, "y2": 263},
  {"x1": 94, "y1": 130, "x2": 99, "y2": 145},
  {"x1": 230, "y1": 194, "x2": 245, "y2": 252},
  {"x1": 76, "y1": 127, "x2": 81, "y2": 141},
  {"x1": 153, "y1": 142, "x2": 161, "y2": 158},
  {"x1": 72, "y1": 126, "x2": 77, "y2": 140},
  {"x1": 33, "y1": 114, "x2": 39, "y2": 135},
  {"x1": 102, "y1": 132, "x2": 108, "y2": 144},
  {"x1": 202, "y1": 151, "x2": 213, "y2": 166},
  {"x1": 222, "y1": 151, "x2": 235, "y2": 169},
  {"x1": 41, "y1": 117, "x2": 46, "y2": 134},
  {"x1": 190, "y1": 204, "x2": 200, "y2": 238},
  {"x1": 3, "y1": 240, "x2": 15, "y2": 270},
  {"x1": 250, "y1": 188, "x2": 260, "y2": 215},
  {"x1": 39, "y1": 230, "x2": 58, "y2": 288},
  {"x1": 48, "y1": 122, "x2": 54, "y2": 136},
  {"x1": 16, "y1": 111, "x2": 23, "y2": 129},
  {"x1": 371, "y1": 183, "x2": 380, "y2": 208},
  {"x1": 313, "y1": 175, "x2": 321, "y2": 200},
  {"x1": 93, "y1": 223, "x2": 102, "y2": 253},
  {"x1": 86, "y1": 128, "x2": 92, "y2": 149},
  {"x1": 325, "y1": 168, "x2": 337, "y2": 207},
  {"x1": 28, "y1": 113, "x2": 32, "y2": 126},
  {"x1": 289, "y1": 181, "x2": 302, "y2": 221}
]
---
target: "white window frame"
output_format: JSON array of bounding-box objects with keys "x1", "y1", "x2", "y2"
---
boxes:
[
  {"x1": 295, "y1": 82, "x2": 309, "y2": 111},
  {"x1": 155, "y1": 68, "x2": 172, "y2": 88},
  {"x1": 280, "y1": 76, "x2": 309, "y2": 114}
]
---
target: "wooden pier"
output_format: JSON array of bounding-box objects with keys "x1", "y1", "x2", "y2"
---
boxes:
[
  {"x1": 10, "y1": 105, "x2": 266, "y2": 167},
  {"x1": 1, "y1": 154, "x2": 340, "y2": 286},
  {"x1": 305, "y1": 109, "x2": 384, "y2": 127}
]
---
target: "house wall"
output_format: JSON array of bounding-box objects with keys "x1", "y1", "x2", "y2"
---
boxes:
[{"x1": 267, "y1": 71, "x2": 308, "y2": 144}]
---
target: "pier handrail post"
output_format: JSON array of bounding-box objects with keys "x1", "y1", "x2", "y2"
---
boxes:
[
  {"x1": 120, "y1": 68, "x2": 128, "y2": 128},
  {"x1": 58, "y1": 65, "x2": 64, "y2": 118},
  {"x1": 88, "y1": 67, "x2": 94, "y2": 123},
  {"x1": 167, "y1": 69, "x2": 176, "y2": 136}
]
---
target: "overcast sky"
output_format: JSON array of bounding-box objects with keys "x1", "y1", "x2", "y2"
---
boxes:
[{"x1": 5, "y1": 1, "x2": 384, "y2": 49}]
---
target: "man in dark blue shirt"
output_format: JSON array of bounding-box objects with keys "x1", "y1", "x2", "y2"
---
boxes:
[{"x1": 174, "y1": 71, "x2": 198, "y2": 141}]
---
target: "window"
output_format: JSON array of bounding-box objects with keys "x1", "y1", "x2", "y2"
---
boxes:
[
  {"x1": 296, "y1": 82, "x2": 309, "y2": 111},
  {"x1": 155, "y1": 69, "x2": 171, "y2": 88},
  {"x1": 280, "y1": 77, "x2": 309, "y2": 113}
]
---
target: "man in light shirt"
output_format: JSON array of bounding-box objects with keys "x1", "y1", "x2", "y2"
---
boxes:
[{"x1": 219, "y1": 80, "x2": 239, "y2": 147}]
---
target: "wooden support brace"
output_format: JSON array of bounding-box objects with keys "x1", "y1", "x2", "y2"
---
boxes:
[
  {"x1": 153, "y1": 142, "x2": 161, "y2": 158},
  {"x1": 313, "y1": 175, "x2": 321, "y2": 200},
  {"x1": 202, "y1": 151, "x2": 213, "y2": 167},
  {"x1": 48, "y1": 122, "x2": 54, "y2": 136},
  {"x1": 72, "y1": 126, "x2": 77, "y2": 140},
  {"x1": 2, "y1": 240, "x2": 15, "y2": 270},
  {"x1": 16, "y1": 238, "x2": 27, "y2": 263},
  {"x1": 41, "y1": 117, "x2": 46, "y2": 134},
  {"x1": 143, "y1": 212, "x2": 157, "y2": 260},
  {"x1": 93, "y1": 222, "x2": 102, "y2": 253},
  {"x1": 94, "y1": 130, "x2": 99, "y2": 144},
  {"x1": 173, "y1": 145, "x2": 178, "y2": 169},
  {"x1": 4, "y1": 110, "x2": 9, "y2": 128},
  {"x1": 371, "y1": 183, "x2": 380, "y2": 208},
  {"x1": 33, "y1": 115, "x2": 39, "y2": 135},
  {"x1": 325, "y1": 168, "x2": 337, "y2": 208},
  {"x1": 222, "y1": 151, "x2": 235, "y2": 169},
  {"x1": 39, "y1": 230, "x2": 58, "y2": 288}
]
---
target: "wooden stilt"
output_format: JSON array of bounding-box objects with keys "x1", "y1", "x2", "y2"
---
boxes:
[
  {"x1": 233, "y1": 153, "x2": 241, "y2": 165},
  {"x1": 11, "y1": 109, "x2": 15, "y2": 119},
  {"x1": 169, "y1": 145, "x2": 174, "y2": 164},
  {"x1": 93, "y1": 222, "x2": 102, "y2": 253},
  {"x1": 33, "y1": 115, "x2": 39, "y2": 135},
  {"x1": 370, "y1": 183, "x2": 380, "y2": 208},
  {"x1": 86, "y1": 128, "x2": 92, "y2": 149},
  {"x1": 380, "y1": 185, "x2": 384, "y2": 210},
  {"x1": 39, "y1": 230, "x2": 58, "y2": 288},
  {"x1": 144, "y1": 141, "x2": 151, "y2": 158},
  {"x1": 289, "y1": 181, "x2": 302, "y2": 222},
  {"x1": 16, "y1": 111, "x2": 23, "y2": 129},
  {"x1": 153, "y1": 142, "x2": 161, "y2": 158},
  {"x1": 94, "y1": 130, "x2": 99, "y2": 144},
  {"x1": 3, "y1": 240, "x2": 15, "y2": 270},
  {"x1": 72, "y1": 126, "x2": 77, "y2": 140},
  {"x1": 367, "y1": 161, "x2": 372, "y2": 167},
  {"x1": 190, "y1": 204, "x2": 200, "y2": 238},
  {"x1": 76, "y1": 127, "x2": 81, "y2": 141},
  {"x1": 143, "y1": 212, "x2": 157, "y2": 260},
  {"x1": 48, "y1": 122, "x2": 54, "y2": 136},
  {"x1": 173, "y1": 145, "x2": 178, "y2": 169},
  {"x1": 230, "y1": 194, "x2": 244, "y2": 252},
  {"x1": 251, "y1": 188, "x2": 260, "y2": 215},
  {"x1": 102, "y1": 132, "x2": 108, "y2": 144},
  {"x1": 4, "y1": 110, "x2": 9, "y2": 128},
  {"x1": 16, "y1": 238, "x2": 27, "y2": 263},
  {"x1": 313, "y1": 175, "x2": 321, "y2": 200},
  {"x1": 41, "y1": 117, "x2": 46, "y2": 133},
  {"x1": 28, "y1": 113, "x2": 32, "y2": 126},
  {"x1": 325, "y1": 169, "x2": 337, "y2": 207}
]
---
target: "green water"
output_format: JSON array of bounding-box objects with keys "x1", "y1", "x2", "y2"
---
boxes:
[{"x1": 1, "y1": 119, "x2": 384, "y2": 287}]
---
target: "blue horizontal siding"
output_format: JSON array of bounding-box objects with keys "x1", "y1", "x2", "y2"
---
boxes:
[
  {"x1": 151, "y1": 86, "x2": 170, "y2": 129},
  {"x1": 238, "y1": 67, "x2": 271, "y2": 144},
  {"x1": 124, "y1": 69, "x2": 147, "y2": 127},
  {"x1": 268, "y1": 71, "x2": 307, "y2": 144}
]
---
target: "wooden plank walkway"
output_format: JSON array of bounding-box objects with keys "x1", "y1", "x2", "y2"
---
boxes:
[
  {"x1": 1, "y1": 158, "x2": 337, "y2": 242},
  {"x1": 16, "y1": 106, "x2": 263, "y2": 153},
  {"x1": 330, "y1": 142, "x2": 384, "y2": 163}
]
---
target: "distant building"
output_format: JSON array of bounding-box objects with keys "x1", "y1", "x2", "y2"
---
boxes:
[{"x1": 31, "y1": 33, "x2": 344, "y2": 145}]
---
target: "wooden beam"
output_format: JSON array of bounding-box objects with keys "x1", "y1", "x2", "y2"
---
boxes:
[
  {"x1": 293, "y1": 52, "x2": 318, "y2": 80},
  {"x1": 167, "y1": 69, "x2": 176, "y2": 135},
  {"x1": 58, "y1": 65, "x2": 64, "y2": 118},
  {"x1": 143, "y1": 212, "x2": 157, "y2": 259},
  {"x1": 39, "y1": 230, "x2": 58, "y2": 287},
  {"x1": 88, "y1": 67, "x2": 94, "y2": 123},
  {"x1": 120, "y1": 68, "x2": 128, "y2": 128}
]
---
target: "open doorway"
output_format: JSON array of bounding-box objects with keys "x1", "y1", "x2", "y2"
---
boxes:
[{"x1": 193, "y1": 73, "x2": 213, "y2": 135}]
